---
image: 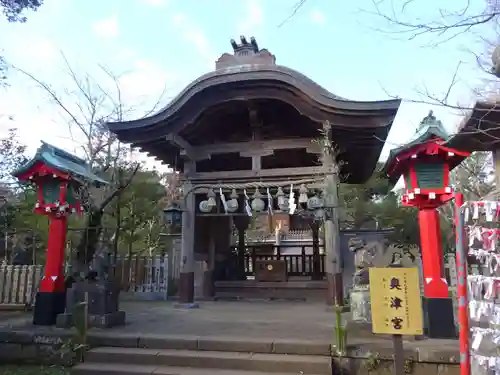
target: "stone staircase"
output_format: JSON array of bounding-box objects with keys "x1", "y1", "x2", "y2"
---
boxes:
[
  {"x1": 214, "y1": 280, "x2": 327, "y2": 301},
  {"x1": 72, "y1": 335, "x2": 332, "y2": 375}
]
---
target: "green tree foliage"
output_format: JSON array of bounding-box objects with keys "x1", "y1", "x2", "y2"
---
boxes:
[
  {"x1": 0, "y1": 129, "x2": 49, "y2": 262},
  {"x1": 107, "y1": 169, "x2": 167, "y2": 256},
  {"x1": 340, "y1": 162, "x2": 419, "y2": 245},
  {"x1": 0, "y1": 128, "x2": 27, "y2": 180},
  {"x1": 340, "y1": 151, "x2": 495, "y2": 249},
  {"x1": 450, "y1": 151, "x2": 494, "y2": 201},
  {"x1": 1, "y1": 0, "x2": 43, "y2": 22}
]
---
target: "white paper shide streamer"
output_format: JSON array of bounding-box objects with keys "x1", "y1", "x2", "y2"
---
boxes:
[
  {"x1": 243, "y1": 189, "x2": 252, "y2": 217},
  {"x1": 219, "y1": 188, "x2": 228, "y2": 213},
  {"x1": 465, "y1": 200, "x2": 500, "y2": 375}
]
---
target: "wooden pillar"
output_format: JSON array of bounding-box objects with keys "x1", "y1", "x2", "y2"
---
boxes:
[
  {"x1": 323, "y1": 122, "x2": 344, "y2": 306},
  {"x1": 202, "y1": 217, "x2": 216, "y2": 298},
  {"x1": 233, "y1": 216, "x2": 250, "y2": 280},
  {"x1": 310, "y1": 221, "x2": 321, "y2": 281},
  {"x1": 179, "y1": 181, "x2": 195, "y2": 304}
]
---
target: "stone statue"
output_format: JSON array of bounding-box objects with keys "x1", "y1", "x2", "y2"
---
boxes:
[
  {"x1": 349, "y1": 237, "x2": 385, "y2": 287},
  {"x1": 11, "y1": 245, "x2": 30, "y2": 266},
  {"x1": 88, "y1": 241, "x2": 112, "y2": 281},
  {"x1": 349, "y1": 241, "x2": 419, "y2": 324},
  {"x1": 57, "y1": 233, "x2": 125, "y2": 329},
  {"x1": 348, "y1": 237, "x2": 386, "y2": 324},
  {"x1": 376, "y1": 244, "x2": 418, "y2": 268}
]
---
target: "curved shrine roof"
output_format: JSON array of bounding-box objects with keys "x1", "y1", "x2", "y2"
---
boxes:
[
  {"x1": 445, "y1": 100, "x2": 500, "y2": 152},
  {"x1": 106, "y1": 37, "x2": 402, "y2": 183}
]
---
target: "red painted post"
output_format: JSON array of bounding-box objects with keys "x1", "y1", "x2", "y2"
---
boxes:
[
  {"x1": 453, "y1": 193, "x2": 471, "y2": 375},
  {"x1": 418, "y1": 208, "x2": 449, "y2": 298},
  {"x1": 39, "y1": 216, "x2": 68, "y2": 294}
]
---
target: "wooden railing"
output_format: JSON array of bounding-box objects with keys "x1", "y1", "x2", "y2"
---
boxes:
[{"x1": 231, "y1": 245, "x2": 325, "y2": 277}]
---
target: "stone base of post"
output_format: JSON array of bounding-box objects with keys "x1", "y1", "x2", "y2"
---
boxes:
[
  {"x1": 202, "y1": 270, "x2": 215, "y2": 299},
  {"x1": 422, "y1": 297, "x2": 457, "y2": 339},
  {"x1": 326, "y1": 273, "x2": 344, "y2": 306},
  {"x1": 33, "y1": 291, "x2": 66, "y2": 326},
  {"x1": 178, "y1": 271, "x2": 195, "y2": 303}
]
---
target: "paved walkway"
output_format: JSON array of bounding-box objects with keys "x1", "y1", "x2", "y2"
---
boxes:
[
  {"x1": 0, "y1": 300, "x2": 460, "y2": 361},
  {"x1": 0, "y1": 301, "x2": 338, "y2": 341},
  {"x1": 117, "y1": 301, "x2": 337, "y2": 340}
]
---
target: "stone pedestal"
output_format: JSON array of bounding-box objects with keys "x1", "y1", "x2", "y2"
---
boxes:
[
  {"x1": 350, "y1": 286, "x2": 372, "y2": 323},
  {"x1": 423, "y1": 297, "x2": 457, "y2": 339},
  {"x1": 202, "y1": 270, "x2": 215, "y2": 298},
  {"x1": 56, "y1": 280, "x2": 125, "y2": 329}
]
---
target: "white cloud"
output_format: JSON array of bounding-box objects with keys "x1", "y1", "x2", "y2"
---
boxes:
[
  {"x1": 309, "y1": 9, "x2": 326, "y2": 25},
  {"x1": 184, "y1": 30, "x2": 213, "y2": 62},
  {"x1": 114, "y1": 47, "x2": 136, "y2": 63},
  {"x1": 12, "y1": 37, "x2": 58, "y2": 66},
  {"x1": 141, "y1": 0, "x2": 169, "y2": 6},
  {"x1": 0, "y1": 84, "x2": 74, "y2": 155},
  {"x1": 119, "y1": 59, "x2": 178, "y2": 101},
  {"x1": 172, "y1": 13, "x2": 186, "y2": 27},
  {"x1": 92, "y1": 15, "x2": 119, "y2": 38},
  {"x1": 171, "y1": 12, "x2": 215, "y2": 69},
  {"x1": 239, "y1": 0, "x2": 264, "y2": 37}
]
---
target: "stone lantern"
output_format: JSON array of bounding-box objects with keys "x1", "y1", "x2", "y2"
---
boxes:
[
  {"x1": 163, "y1": 202, "x2": 183, "y2": 233},
  {"x1": 12, "y1": 142, "x2": 107, "y2": 326},
  {"x1": 384, "y1": 111, "x2": 470, "y2": 338}
]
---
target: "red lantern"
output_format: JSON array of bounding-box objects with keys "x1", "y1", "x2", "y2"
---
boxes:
[
  {"x1": 383, "y1": 111, "x2": 470, "y2": 339},
  {"x1": 387, "y1": 141, "x2": 469, "y2": 209},
  {"x1": 12, "y1": 142, "x2": 106, "y2": 325}
]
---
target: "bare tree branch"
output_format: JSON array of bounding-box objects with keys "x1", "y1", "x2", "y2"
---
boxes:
[
  {"x1": 368, "y1": 0, "x2": 499, "y2": 45},
  {"x1": 278, "y1": 0, "x2": 307, "y2": 27}
]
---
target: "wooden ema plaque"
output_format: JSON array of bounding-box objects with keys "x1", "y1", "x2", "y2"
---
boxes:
[{"x1": 255, "y1": 260, "x2": 287, "y2": 282}]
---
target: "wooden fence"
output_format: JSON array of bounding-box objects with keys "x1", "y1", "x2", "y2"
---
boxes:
[
  {"x1": 0, "y1": 265, "x2": 43, "y2": 307},
  {"x1": 113, "y1": 255, "x2": 169, "y2": 299},
  {"x1": 0, "y1": 254, "x2": 172, "y2": 306},
  {"x1": 0, "y1": 251, "x2": 490, "y2": 307}
]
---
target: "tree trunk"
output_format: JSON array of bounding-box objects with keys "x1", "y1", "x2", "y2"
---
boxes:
[{"x1": 74, "y1": 207, "x2": 104, "y2": 271}]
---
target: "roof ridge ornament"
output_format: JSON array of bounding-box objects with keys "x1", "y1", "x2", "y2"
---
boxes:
[
  {"x1": 230, "y1": 36, "x2": 259, "y2": 55},
  {"x1": 417, "y1": 110, "x2": 448, "y2": 140},
  {"x1": 216, "y1": 36, "x2": 276, "y2": 69},
  {"x1": 419, "y1": 110, "x2": 443, "y2": 129}
]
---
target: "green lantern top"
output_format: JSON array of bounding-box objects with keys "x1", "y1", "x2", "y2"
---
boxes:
[
  {"x1": 387, "y1": 110, "x2": 449, "y2": 163},
  {"x1": 382, "y1": 109, "x2": 471, "y2": 198},
  {"x1": 12, "y1": 141, "x2": 108, "y2": 186}
]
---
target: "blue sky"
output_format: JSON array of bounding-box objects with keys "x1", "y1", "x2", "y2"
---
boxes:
[{"x1": 0, "y1": 0, "x2": 494, "y2": 165}]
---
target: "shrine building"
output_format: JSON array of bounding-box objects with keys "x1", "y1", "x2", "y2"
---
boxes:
[{"x1": 106, "y1": 36, "x2": 401, "y2": 304}]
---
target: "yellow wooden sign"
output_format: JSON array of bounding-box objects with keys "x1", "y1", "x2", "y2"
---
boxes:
[{"x1": 369, "y1": 267, "x2": 424, "y2": 336}]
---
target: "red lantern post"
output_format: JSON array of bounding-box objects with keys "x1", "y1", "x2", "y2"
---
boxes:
[
  {"x1": 13, "y1": 142, "x2": 106, "y2": 325},
  {"x1": 384, "y1": 111, "x2": 470, "y2": 338}
]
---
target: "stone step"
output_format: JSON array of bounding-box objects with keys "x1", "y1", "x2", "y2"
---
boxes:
[
  {"x1": 73, "y1": 362, "x2": 324, "y2": 375},
  {"x1": 87, "y1": 333, "x2": 332, "y2": 356},
  {"x1": 214, "y1": 292, "x2": 307, "y2": 302},
  {"x1": 214, "y1": 286, "x2": 326, "y2": 301},
  {"x1": 85, "y1": 347, "x2": 332, "y2": 374}
]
